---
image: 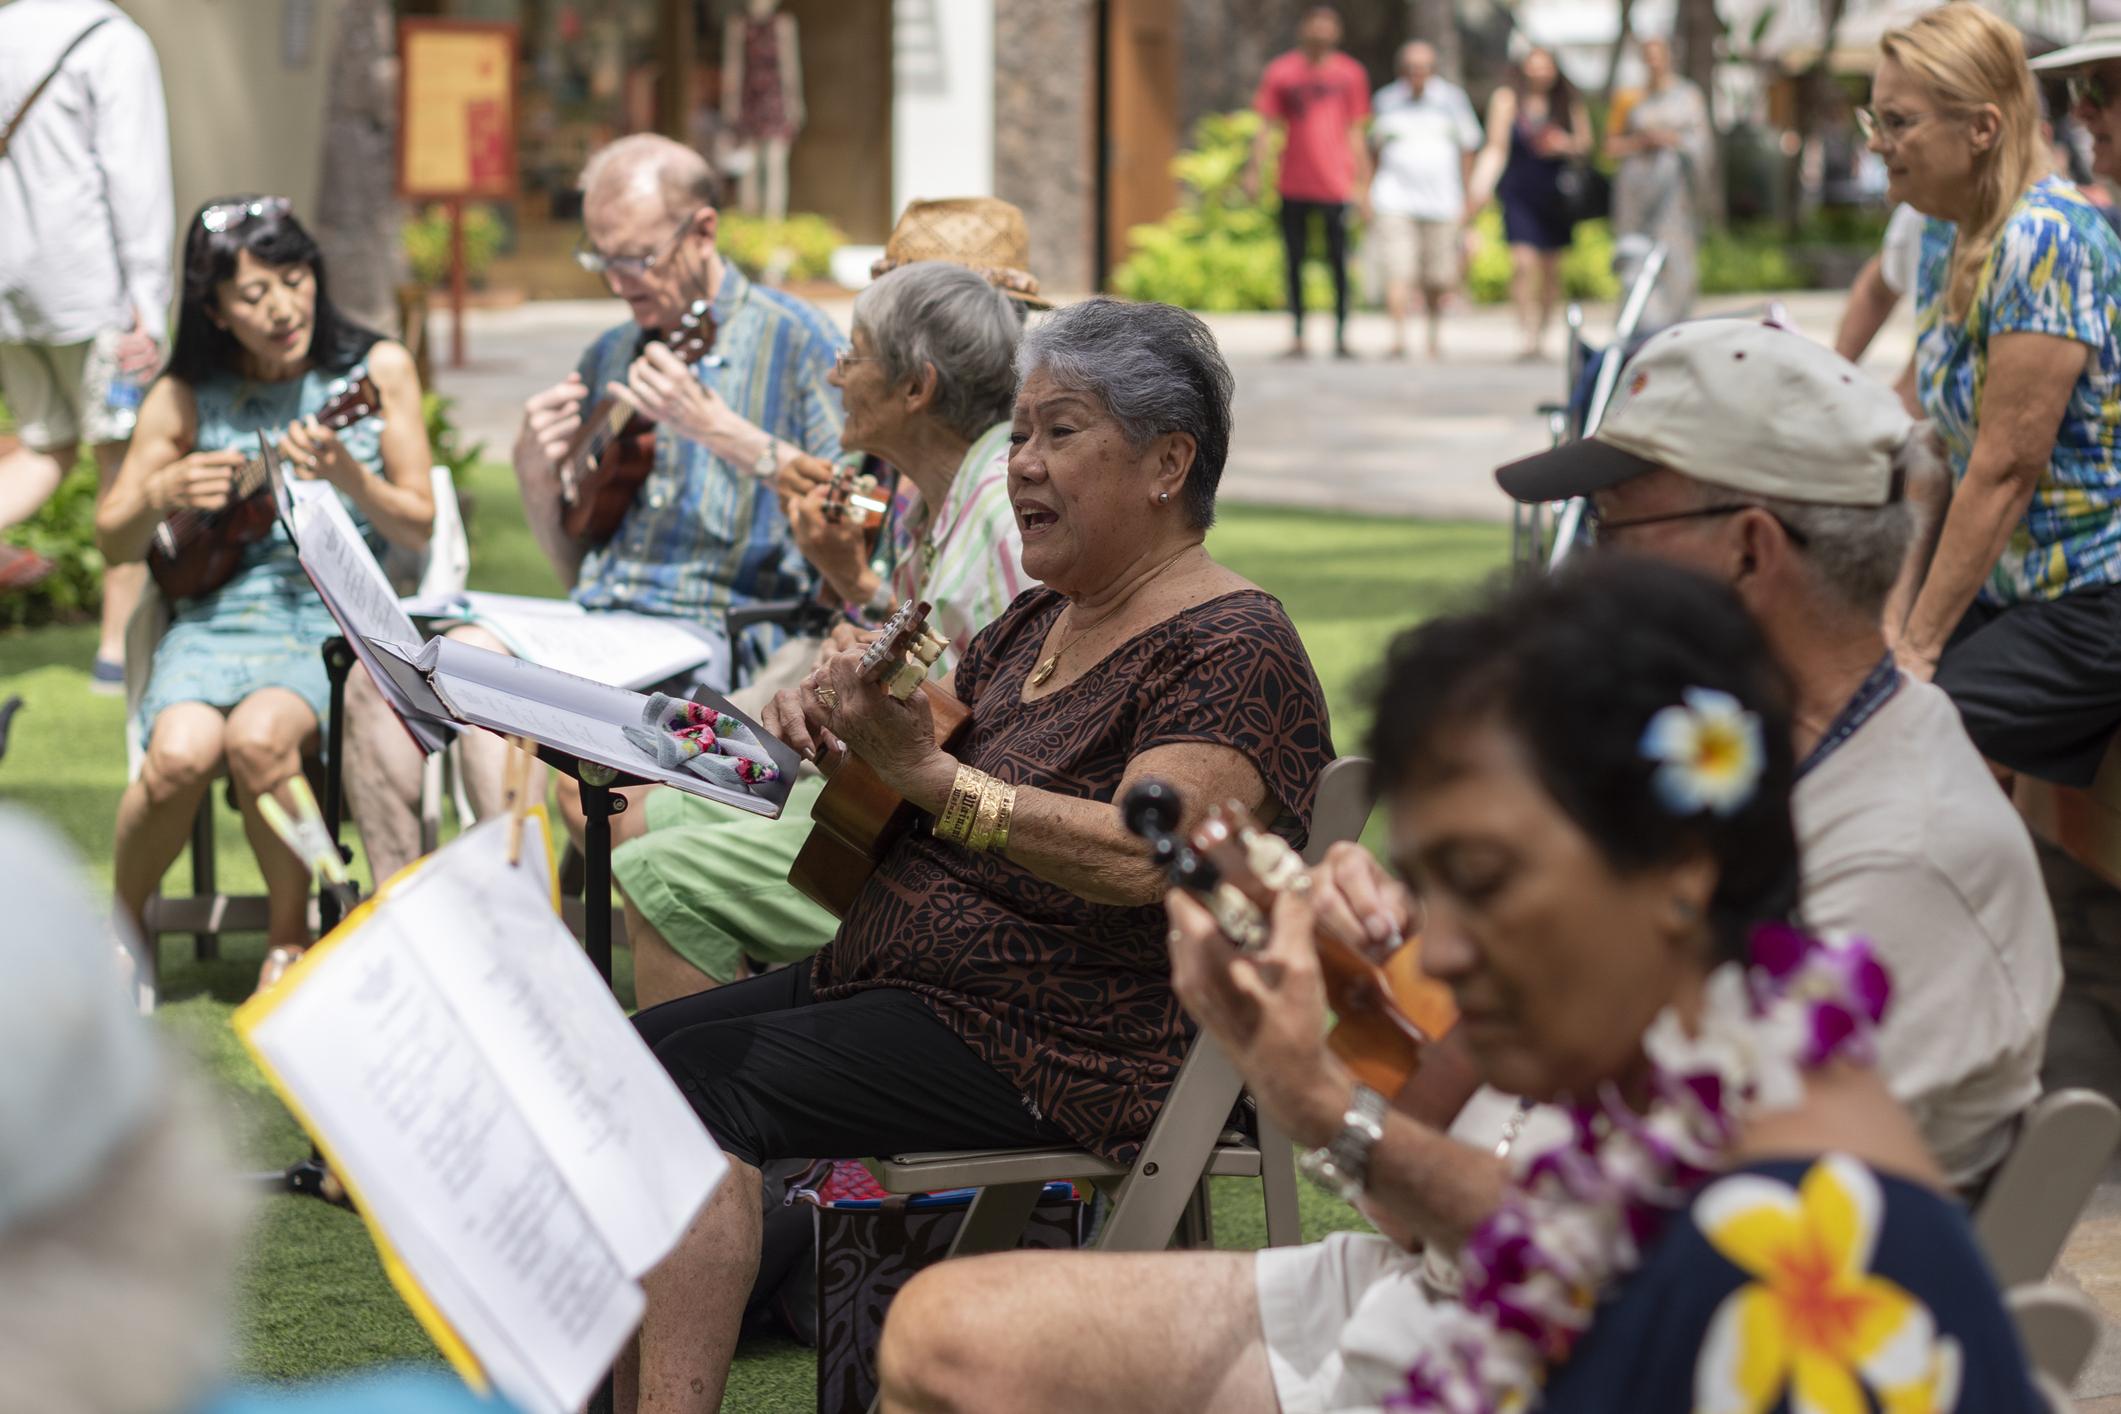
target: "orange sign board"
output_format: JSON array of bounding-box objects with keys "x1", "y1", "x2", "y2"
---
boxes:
[{"x1": 398, "y1": 20, "x2": 518, "y2": 199}]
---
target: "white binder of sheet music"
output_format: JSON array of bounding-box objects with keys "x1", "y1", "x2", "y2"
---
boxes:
[
  {"x1": 400, "y1": 588, "x2": 730, "y2": 693},
  {"x1": 286, "y1": 483, "x2": 451, "y2": 753},
  {"x1": 242, "y1": 817, "x2": 727, "y2": 1414}
]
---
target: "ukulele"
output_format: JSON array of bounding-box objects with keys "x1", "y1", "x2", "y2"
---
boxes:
[
  {"x1": 1124, "y1": 780, "x2": 1465, "y2": 1108},
  {"x1": 818, "y1": 463, "x2": 887, "y2": 531},
  {"x1": 789, "y1": 599, "x2": 973, "y2": 917},
  {"x1": 147, "y1": 372, "x2": 382, "y2": 600},
  {"x1": 557, "y1": 299, "x2": 719, "y2": 546}
]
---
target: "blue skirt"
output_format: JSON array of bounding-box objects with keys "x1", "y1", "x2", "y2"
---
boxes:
[{"x1": 136, "y1": 567, "x2": 338, "y2": 749}]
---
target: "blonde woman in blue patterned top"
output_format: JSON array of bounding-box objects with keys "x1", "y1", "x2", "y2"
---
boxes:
[
  {"x1": 1876, "y1": 3, "x2": 2121, "y2": 786},
  {"x1": 95, "y1": 198, "x2": 434, "y2": 989}
]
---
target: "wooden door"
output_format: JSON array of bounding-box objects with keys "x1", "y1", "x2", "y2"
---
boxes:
[{"x1": 1102, "y1": 0, "x2": 1181, "y2": 284}]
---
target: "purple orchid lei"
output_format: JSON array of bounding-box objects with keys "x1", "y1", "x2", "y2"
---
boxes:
[{"x1": 1385, "y1": 924, "x2": 1891, "y2": 1413}]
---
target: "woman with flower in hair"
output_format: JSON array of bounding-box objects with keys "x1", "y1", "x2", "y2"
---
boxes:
[{"x1": 874, "y1": 556, "x2": 2036, "y2": 1414}]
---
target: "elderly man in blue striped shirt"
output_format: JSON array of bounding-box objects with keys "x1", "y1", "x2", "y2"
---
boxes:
[{"x1": 345, "y1": 134, "x2": 848, "y2": 883}]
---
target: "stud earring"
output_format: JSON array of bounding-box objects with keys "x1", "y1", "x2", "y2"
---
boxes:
[
  {"x1": 1674, "y1": 898, "x2": 1701, "y2": 923},
  {"x1": 1157, "y1": 490, "x2": 1171, "y2": 505}
]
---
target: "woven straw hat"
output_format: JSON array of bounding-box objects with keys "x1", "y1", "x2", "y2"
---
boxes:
[{"x1": 870, "y1": 197, "x2": 1051, "y2": 309}]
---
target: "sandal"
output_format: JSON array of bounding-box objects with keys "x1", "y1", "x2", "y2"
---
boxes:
[{"x1": 255, "y1": 943, "x2": 308, "y2": 994}]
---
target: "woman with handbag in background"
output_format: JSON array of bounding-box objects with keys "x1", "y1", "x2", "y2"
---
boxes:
[{"x1": 1474, "y1": 45, "x2": 1593, "y2": 361}]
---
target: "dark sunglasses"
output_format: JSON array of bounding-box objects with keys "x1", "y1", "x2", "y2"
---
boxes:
[
  {"x1": 1587, "y1": 502, "x2": 1812, "y2": 548},
  {"x1": 200, "y1": 196, "x2": 291, "y2": 234}
]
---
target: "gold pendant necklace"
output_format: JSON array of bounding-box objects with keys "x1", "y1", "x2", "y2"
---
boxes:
[{"x1": 1029, "y1": 548, "x2": 1193, "y2": 689}]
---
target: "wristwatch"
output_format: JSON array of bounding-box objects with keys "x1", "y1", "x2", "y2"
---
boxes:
[
  {"x1": 1297, "y1": 1083, "x2": 1388, "y2": 1203},
  {"x1": 753, "y1": 439, "x2": 781, "y2": 481}
]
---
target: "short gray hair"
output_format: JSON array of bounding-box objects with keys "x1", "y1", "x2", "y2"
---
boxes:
[
  {"x1": 852, "y1": 263, "x2": 1023, "y2": 442},
  {"x1": 1016, "y1": 298, "x2": 1234, "y2": 530},
  {"x1": 1677, "y1": 433, "x2": 1934, "y2": 617},
  {"x1": 579, "y1": 134, "x2": 721, "y2": 218}
]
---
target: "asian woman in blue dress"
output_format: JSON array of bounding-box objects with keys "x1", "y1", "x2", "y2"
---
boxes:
[{"x1": 96, "y1": 198, "x2": 434, "y2": 992}]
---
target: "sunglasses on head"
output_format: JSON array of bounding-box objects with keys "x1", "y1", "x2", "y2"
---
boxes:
[{"x1": 199, "y1": 196, "x2": 292, "y2": 235}]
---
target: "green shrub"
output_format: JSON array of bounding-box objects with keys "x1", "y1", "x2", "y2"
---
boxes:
[
  {"x1": 1111, "y1": 111, "x2": 1347, "y2": 311},
  {"x1": 0, "y1": 442, "x2": 104, "y2": 629},
  {"x1": 402, "y1": 204, "x2": 507, "y2": 287},
  {"x1": 423, "y1": 391, "x2": 486, "y2": 482},
  {"x1": 716, "y1": 212, "x2": 846, "y2": 284},
  {"x1": 1699, "y1": 227, "x2": 1810, "y2": 294}
]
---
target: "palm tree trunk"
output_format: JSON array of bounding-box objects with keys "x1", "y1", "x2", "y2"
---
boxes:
[{"x1": 311, "y1": 0, "x2": 403, "y2": 335}]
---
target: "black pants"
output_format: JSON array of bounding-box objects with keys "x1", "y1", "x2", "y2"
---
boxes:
[
  {"x1": 1279, "y1": 198, "x2": 1350, "y2": 340},
  {"x1": 635, "y1": 965, "x2": 1070, "y2": 1169},
  {"x1": 1935, "y1": 581, "x2": 2121, "y2": 787}
]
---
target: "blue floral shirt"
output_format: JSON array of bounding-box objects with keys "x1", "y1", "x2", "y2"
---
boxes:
[
  {"x1": 1915, "y1": 175, "x2": 2121, "y2": 604},
  {"x1": 1543, "y1": 1155, "x2": 2037, "y2": 1412},
  {"x1": 570, "y1": 263, "x2": 845, "y2": 623}
]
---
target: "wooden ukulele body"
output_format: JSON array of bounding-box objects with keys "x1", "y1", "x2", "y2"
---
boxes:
[
  {"x1": 146, "y1": 373, "x2": 381, "y2": 600},
  {"x1": 1128, "y1": 786, "x2": 1472, "y2": 1120},
  {"x1": 558, "y1": 399, "x2": 657, "y2": 545},
  {"x1": 790, "y1": 683, "x2": 972, "y2": 916},
  {"x1": 148, "y1": 491, "x2": 281, "y2": 598}
]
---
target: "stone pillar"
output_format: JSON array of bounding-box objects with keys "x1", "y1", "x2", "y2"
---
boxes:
[{"x1": 993, "y1": 0, "x2": 1098, "y2": 293}]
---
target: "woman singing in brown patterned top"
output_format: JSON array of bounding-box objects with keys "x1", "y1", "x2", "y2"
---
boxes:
[{"x1": 622, "y1": 299, "x2": 1334, "y2": 1412}]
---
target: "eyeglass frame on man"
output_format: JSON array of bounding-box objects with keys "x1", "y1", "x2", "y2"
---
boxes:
[
  {"x1": 200, "y1": 196, "x2": 293, "y2": 235},
  {"x1": 574, "y1": 205, "x2": 709, "y2": 280},
  {"x1": 832, "y1": 349, "x2": 878, "y2": 377},
  {"x1": 1587, "y1": 502, "x2": 1812, "y2": 548}
]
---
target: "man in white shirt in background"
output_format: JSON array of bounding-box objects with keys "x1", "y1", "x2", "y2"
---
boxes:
[
  {"x1": 1368, "y1": 41, "x2": 1482, "y2": 359},
  {"x1": 1832, "y1": 202, "x2": 1927, "y2": 366},
  {"x1": 0, "y1": 0, "x2": 172, "y2": 691}
]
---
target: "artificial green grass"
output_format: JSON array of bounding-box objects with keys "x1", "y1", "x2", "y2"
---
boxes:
[{"x1": 0, "y1": 458, "x2": 1505, "y2": 1405}]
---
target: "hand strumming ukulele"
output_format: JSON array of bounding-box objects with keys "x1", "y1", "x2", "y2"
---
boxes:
[
  {"x1": 147, "y1": 372, "x2": 382, "y2": 600},
  {"x1": 1126, "y1": 781, "x2": 1474, "y2": 1119},
  {"x1": 556, "y1": 300, "x2": 720, "y2": 547},
  {"x1": 818, "y1": 464, "x2": 887, "y2": 531},
  {"x1": 789, "y1": 599, "x2": 972, "y2": 918}
]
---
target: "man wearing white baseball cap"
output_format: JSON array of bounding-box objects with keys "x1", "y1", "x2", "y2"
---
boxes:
[
  {"x1": 1497, "y1": 320, "x2": 2059, "y2": 1187},
  {"x1": 0, "y1": 807, "x2": 511, "y2": 1414}
]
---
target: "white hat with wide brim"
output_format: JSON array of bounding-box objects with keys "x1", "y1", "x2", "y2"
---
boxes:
[{"x1": 2031, "y1": 21, "x2": 2121, "y2": 70}]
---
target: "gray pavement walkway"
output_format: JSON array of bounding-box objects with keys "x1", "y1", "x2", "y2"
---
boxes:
[{"x1": 426, "y1": 289, "x2": 1917, "y2": 524}]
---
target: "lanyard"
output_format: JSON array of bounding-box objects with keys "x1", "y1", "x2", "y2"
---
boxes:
[{"x1": 1796, "y1": 654, "x2": 1901, "y2": 781}]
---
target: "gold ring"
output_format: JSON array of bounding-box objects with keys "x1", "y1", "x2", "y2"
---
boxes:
[{"x1": 814, "y1": 683, "x2": 839, "y2": 709}]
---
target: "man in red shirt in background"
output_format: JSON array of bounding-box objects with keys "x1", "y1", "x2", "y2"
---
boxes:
[{"x1": 1247, "y1": 5, "x2": 1372, "y2": 359}]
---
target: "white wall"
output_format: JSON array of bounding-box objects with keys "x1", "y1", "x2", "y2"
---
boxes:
[{"x1": 892, "y1": 0, "x2": 995, "y2": 219}]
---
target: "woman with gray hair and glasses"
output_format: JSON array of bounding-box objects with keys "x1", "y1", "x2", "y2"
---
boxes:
[
  {"x1": 617, "y1": 298, "x2": 1333, "y2": 1413},
  {"x1": 612, "y1": 259, "x2": 1034, "y2": 1007}
]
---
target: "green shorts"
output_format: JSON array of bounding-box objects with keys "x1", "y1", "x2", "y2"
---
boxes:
[{"x1": 610, "y1": 772, "x2": 839, "y2": 983}]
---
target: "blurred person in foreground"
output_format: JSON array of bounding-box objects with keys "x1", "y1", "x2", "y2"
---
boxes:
[
  {"x1": 0, "y1": 806, "x2": 506, "y2": 1414},
  {"x1": 876, "y1": 557, "x2": 2039, "y2": 1413},
  {"x1": 0, "y1": 0, "x2": 172, "y2": 688}
]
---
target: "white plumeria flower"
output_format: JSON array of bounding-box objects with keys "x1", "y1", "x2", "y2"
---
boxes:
[{"x1": 1639, "y1": 686, "x2": 1766, "y2": 817}]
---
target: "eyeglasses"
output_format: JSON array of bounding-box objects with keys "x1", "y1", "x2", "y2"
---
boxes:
[
  {"x1": 200, "y1": 196, "x2": 291, "y2": 234},
  {"x1": 2068, "y1": 71, "x2": 2119, "y2": 112},
  {"x1": 833, "y1": 349, "x2": 878, "y2": 376},
  {"x1": 1855, "y1": 105, "x2": 1947, "y2": 146},
  {"x1": 574, "y1": 206, "x2": 706, "y2": 279},
  {"x1": 1587, "y1": 503, "x2": 1812, "y2": 548}
]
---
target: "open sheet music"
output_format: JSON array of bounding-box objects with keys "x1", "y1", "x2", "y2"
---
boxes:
[
  {"x1": 235, "y1": 816, "x2": 728, "y2": 1414},
  {"x1": 365, "y1": 634, "x2": 799, "y2": 816},
  {"x1": 398, "y1": 588, "x2": 730, "y2": 694}
]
